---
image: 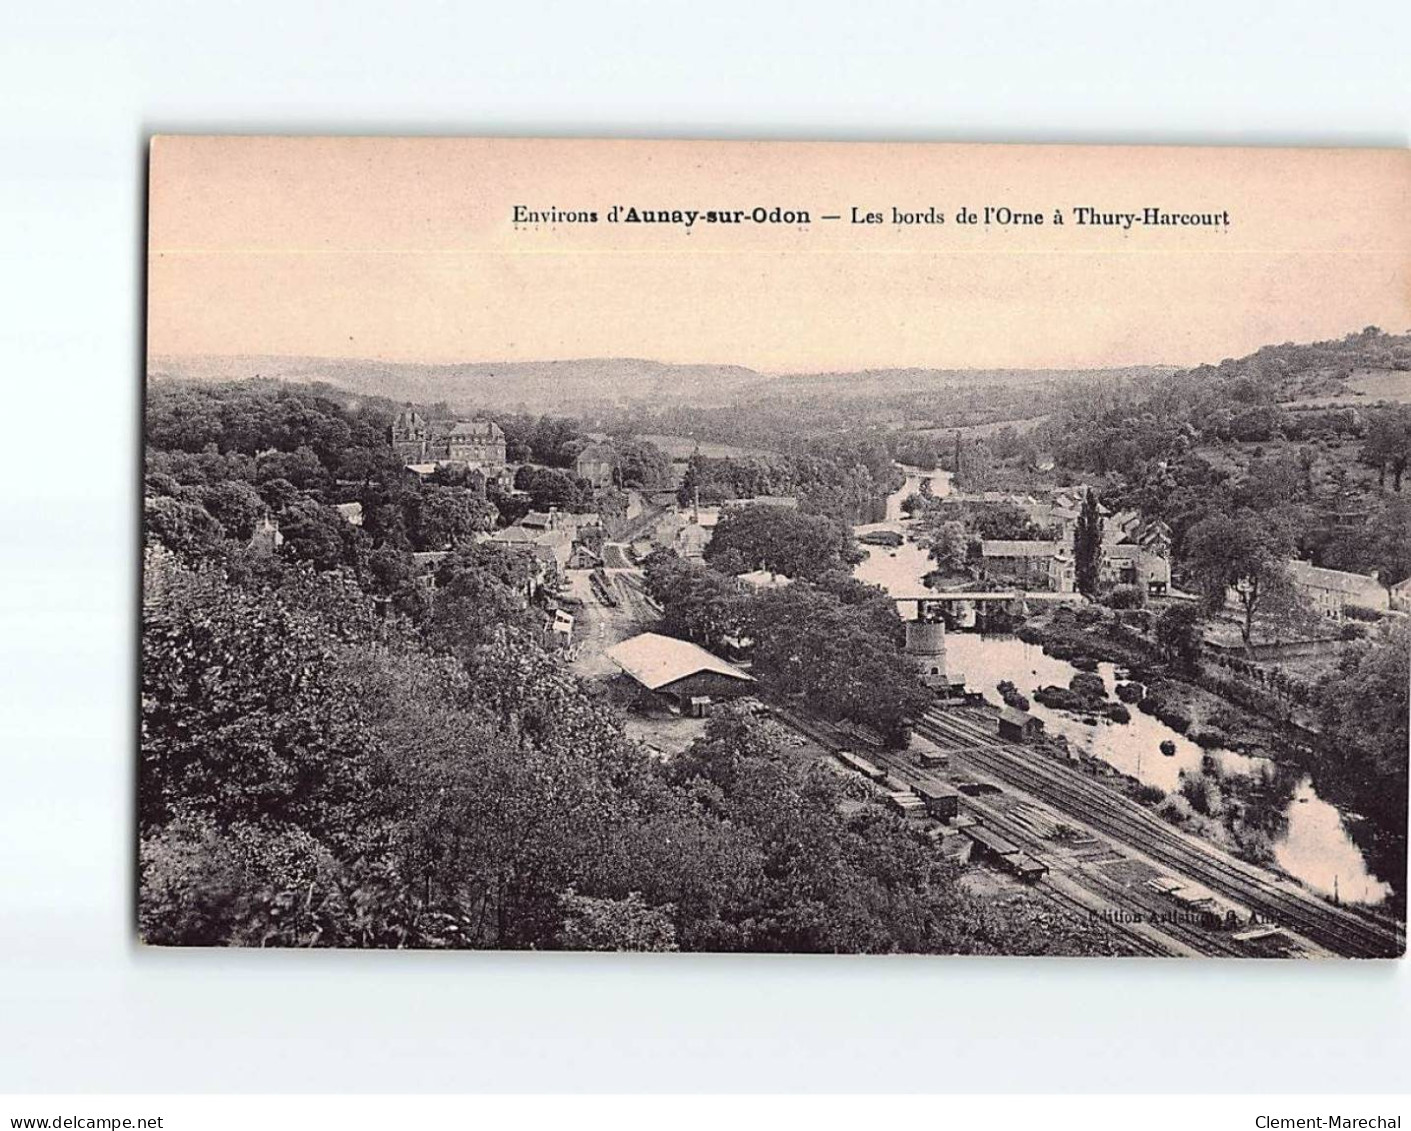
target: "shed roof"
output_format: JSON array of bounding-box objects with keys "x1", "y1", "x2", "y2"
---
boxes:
[
  {"x1": 966, "y1": 827, "x2": 1020, "y2": 856},
  {"x1": 606, "y1": 632, "x2": 754, "y2": 692},
  {"x1": 999, "y1": 706, "x2": 1039, "y2": 728},
  {"x1": 723, "y1": 495, "x2": 799, "y2": 509}
]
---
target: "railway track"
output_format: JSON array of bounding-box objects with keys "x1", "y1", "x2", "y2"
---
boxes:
[
  {"x1": 918, "y1": 707, "x2": 1404, "y2": 959},
  {"x1": 773, "y1": 705, "x2": 1194, "y2": 957},
  {"x1": 864, "y1": 740, "x2": 1248, "y2": 958}
]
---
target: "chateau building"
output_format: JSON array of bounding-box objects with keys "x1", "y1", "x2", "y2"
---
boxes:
[{"x1": 388, "y1": 410, "x2": 506, "y2": 469}]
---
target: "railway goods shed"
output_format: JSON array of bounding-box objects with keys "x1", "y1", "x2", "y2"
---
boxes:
[
  {"x1": 607, "y1": 632, "x2": 755, "y2": 712},
  {"x1": 913, "y1": 781, "x2": 961, "y2": 821},
  {"x1": 997, "y1": 706, "x2": 1044, "y2": 743}
]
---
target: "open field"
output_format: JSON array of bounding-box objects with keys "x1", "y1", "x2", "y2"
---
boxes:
[
  {"x1": 1289, "y1": 367, "x2": 1411, "y2": 407},
  {"x1": 915, "y1": 414, "x2": 1050, "y2": 441},
  {"x1": 638, "y1": 433, "x2": 780, "y2": 460}
]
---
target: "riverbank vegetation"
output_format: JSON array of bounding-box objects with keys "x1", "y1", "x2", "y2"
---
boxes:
[{"x1": 1014, "y1": 604, "x2": 1407, "y2": 910}]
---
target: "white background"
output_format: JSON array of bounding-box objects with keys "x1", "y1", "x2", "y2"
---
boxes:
[{"x1": 1, "y1": 0, "x2": 1408, "y2": 1095}]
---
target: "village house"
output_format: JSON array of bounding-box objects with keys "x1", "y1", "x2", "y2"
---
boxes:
[
  {"x1": 1390, "y1": 575, "x2": 1411, "y2": 613},
  {"x1": 1048, "y1": 546, "x2": 1077, "y2": 593},
  {"x1": 676, "y1": 520, "x2": 712, "y2": 560},
  {"x1": 979, "y1": 540, "x2": 1067, "y2": 590},
  {"x1": 1039, "y1": 501, "x2": 1080, "y2": 538},
  {"x1": 485, "y1": 523, "x2": 573, "y2": 574},
  {"x1": 247, "y1": 514, "x2": 283, "y2": 554},
  {"x1": 1093, "y1": 511, "x2": 1173, "y2": 595},
  {"x1": 567, "y1": 543, "x2": 603, "y2": 570},
  {"x1": 540, "y1": 603, "x2": 575, "y2": 651},
  {"x1": 518, "y1": 509, "x2": 561, "y2": 533},
  {"x1": 1286, "y1": 560, "x2": 1388, "y2": 620},
  {"x1": 574, "y1": 442, "x2": 618, "y2": 489},
  {"x1": 388, "y1": 410, "x2": 507, "y2": 470},
  {"x1": 1102, "y1": 544, "x2": 1171, "y2": 596},
  {"x1": 486, "y1": 465, "x2": 517, "y2": 492}
]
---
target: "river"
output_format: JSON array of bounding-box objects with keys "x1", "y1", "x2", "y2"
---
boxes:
[{"x1": 854, "y1": 467, "x2": 1391, "y2": 906}]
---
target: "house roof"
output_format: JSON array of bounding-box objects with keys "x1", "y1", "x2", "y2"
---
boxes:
[
  {"x1": 576, "y1": 442, "x2": 617, "y2": 465},
  {"x1": 736, "y1": 569, "x2": 790, "y2": 589},
  {"x1": 449, "y1": 419, "x2": 503, "y2": 439},
  {"x1": 981, "y1": 540, "x2": 1060, "y2": 558},
  {"x1": 606, "y1": 632, "x2": 755, "y2": 692},
  {"x1": 490, "y1": 526, "x2": 539, "y2": 544},
  {"x1": 1287, "y1": 559, "x2": 1381, "y2": 595}
]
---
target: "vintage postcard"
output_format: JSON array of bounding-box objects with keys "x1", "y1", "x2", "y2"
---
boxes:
[{"x1": 143, "y1": 137, "x2": 1409, "y2": 957}]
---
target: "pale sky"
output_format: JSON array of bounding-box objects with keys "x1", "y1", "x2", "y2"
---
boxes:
[{"x1": 147, "y1": 138, "x2": 1411, "y2": 373}]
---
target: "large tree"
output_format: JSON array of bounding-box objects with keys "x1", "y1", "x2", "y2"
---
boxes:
[
  {"x1": 705, "y1": 504, "x2": 861, "y2": 582},
  {"x1": 1185, "y1": 509, "x2": 1294, "y2": 651},
  {"x1": 641, "y1": 550, "x2": 747, "y2": 651},
  {"x1": 921, "y1": 518, "x2": 972, "y2": 576},
  {"x1": 1363, "y1": 406, "x2": 1411, "y2": 492},
  {"x1": 1073, "y1": 488, "x2": 1104, "y2": 599},
  {"x1": 414, "y1": 485, "x2": 498, "y2": 549},
  {"x1": 748, "y1": 584, "x2": 929, "y2": 744},
  {"x1": 1155, "y1": 602, "x2": 1203, "y2": 670}
]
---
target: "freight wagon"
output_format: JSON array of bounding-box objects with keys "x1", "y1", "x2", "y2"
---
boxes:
[{"x1": 835, "y1": 749, "x2": 887, "y2": 783}]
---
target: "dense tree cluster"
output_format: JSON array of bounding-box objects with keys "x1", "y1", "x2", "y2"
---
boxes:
[
  {"x1": 495, "y1": 413, "x2": 587, "y2": 467},
  {"x1": 678, "y1": 438, "x2": 902, "y2": 525},
  {"x1": 1312, "y1": 622, "x2": 1411, "y2": 890},
  {"x1": 748, "y1": 584, "x2": 931, "y2": 745},
  {"x1": 704, "y1": 504, "x2": 863, "y2": 581},
  {"x1": 641, "y1": 550, "x2": 749, "y2": 652},
  {"x1": 141, "y1": 548, "x2": 1115, "y2": 953}
]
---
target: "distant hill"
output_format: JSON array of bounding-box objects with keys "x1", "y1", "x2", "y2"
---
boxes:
[
  {"x1": 763, "y1": 365, "x2": 1172, "y2": 398},
  {"x1": 146, "y1": 355, "x2": 773, "y2": 414},
  {"x1": 149, "y1": 353, "x2": 1170, "y2": 416}
]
